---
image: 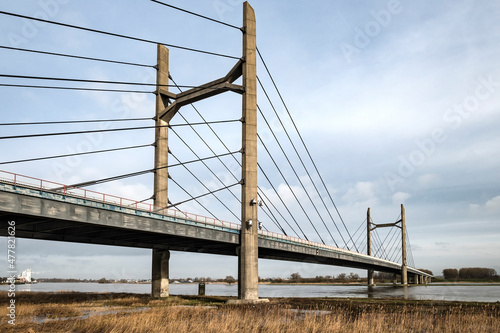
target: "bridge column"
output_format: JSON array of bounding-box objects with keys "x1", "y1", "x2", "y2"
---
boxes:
[
  {"x1": 392, "y1": 274, "x2": 397, "y2": 285},
  {"x1": 237, "y1": 1, "x2": 261, "y2": 302},
  {"x1": 367, "y1": 208, "x2": 374, "y2": 286},
  {"x1": 152, "y1": 44, "x2": 170, "y2": 298},
  {"x1": 152, "y1": 249, "x2": 170, "y2": 297},
  {"x1": 401, "y1": 204, "x2": 408, "y2": 285},
  {"x1": 414, "y1": 274, "x2": 419, "y2": 285}
]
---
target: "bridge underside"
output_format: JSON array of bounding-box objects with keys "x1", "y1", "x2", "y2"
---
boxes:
[{"x1": 0, "y1": 187, "x2": 427, "y2": 277}]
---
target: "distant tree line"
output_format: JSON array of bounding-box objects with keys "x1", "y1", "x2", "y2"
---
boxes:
[
  {"x1": 258, "y1": 272, "x2": 362, "y2": 284},
  {"x1": 442, "y1": 267, "x2": 498, "y2": 281}
]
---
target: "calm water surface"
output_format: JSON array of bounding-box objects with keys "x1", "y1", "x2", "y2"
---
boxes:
[{"x1": 2, "y1": 283, "x2": 499, "y2": 303}]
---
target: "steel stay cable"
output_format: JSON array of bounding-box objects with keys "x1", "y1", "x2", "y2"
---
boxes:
[
  {"x1": 257, "y1": 162, "x2": 305, "y2": 239},
  {"x1": 170, "y1": 75, "x2": 242, "y2": 183},
  {"x1": 352, "y1": 219, "x2": 367, "y2": 251},
  {"x1": 257, "y1": 187, "x2": 295, "y2": 236},
  {"x1": 169, "y1": 119, "x2": 240, "y2": 127},
  {"x1": 0, "y1": 11, "x2": 239, "y2": 60},
  {"x1": 170, "y1": 152, "x2": 239, "y2": 221},
  {"x1": 257, "y1": 103, "x2": 338, "y2": 247},
  {"x1": 150, "y1": 0, "x2": 241, "y2": 30},
  {"x1": 0, "y1": 83, "x2": 152, "y2": 93},
  {"x1": 258, "y1": 133, "x2": 325, "y2": 244},
  {"x1": 170, "y1": 75, "x2": 288, "y2": 235},
  {"x1": 384, "y1": 227, "x2": 400, "y2": 261},
  {"x1": 257, "y1": 78, "x2": 349, "y2": 250},
  {"x1": 256, "y1": 48, "x2": 357, "y2": 250},
  {"x1": 169, "y1": 126, "x2": 242, "y2": 204},
  {"x1": 167, "y1": 174, "x2": 219, "y2": 220},
  {"x1": 406, "y1": 228, "x2": 415, "y2": 267},
  {"x1": 0, "y1": 117, "x2": 151, "y2": 126},
  {"x1": 0, "y1": 45, "x2": 155, "y2": 68},
  {"x1": 384, "y1": 227, "x2": 401, "y2": 258},
  {"x1": 167, "y1": 180, "x2": 240, "y2": 208},
  {"x1": 0, "y1": 125, "x2": 169, "y2": 140},
  {"x1": 0, "y1": 74, "x2": 226, "y2": 89},
  {"x1": 172, "y1": 112, "x2": 242, "y2": 204},
  {"x1": 259, "y1": 204, "x2": 287, "y2": 235},
  {"x1": 388, "y1": 235, "x2": 402, "y2": 263},
  {"x1": 371, "y1": 230, "x2": 384, "y2": 258},
  {"x1": 0, "y1": 144, "x2": 152, "y2": 165},
  {"x1": 58, "y1": 151, "x2": 237, "y2": 189},
  {"x1": 374, "y1": 229, "x2": 387, "y2": 258},
  {"x1": 374, "y1": 229, "x2": 389, "y2": 260},
  {"x1": 257, "y1": 194, "x2": 288, "y2": 235},
  {"x1": 348, "y1": 218, "x2": 365, "y2": 249}
]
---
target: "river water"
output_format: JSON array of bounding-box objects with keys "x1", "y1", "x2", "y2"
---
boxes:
[{"x1": 2, "y1": 282, "x2": 499, "y2": 302}]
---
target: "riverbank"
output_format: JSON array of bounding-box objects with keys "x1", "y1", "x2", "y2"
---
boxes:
[{"x1": 0, "y1": 291, "x2": 497, "y2": 332}]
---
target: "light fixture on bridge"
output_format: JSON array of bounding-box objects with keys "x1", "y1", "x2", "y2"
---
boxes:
[
  {"x1": 258, "y1": 221, "x2": 263, "y2": 230},
  {"x1": 246, "y1": 219, "x2": 253, "y2": 228},
  {"x1": 258, "y1": 199, "x2": 263, "y2": 207},
  {"x1": 250, "y1": 198, "x2": 257, "y2": 206}
]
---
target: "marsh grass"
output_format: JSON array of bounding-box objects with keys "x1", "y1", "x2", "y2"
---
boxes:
[{"x1": 0, "y1": 292, "x2": 497, "y2": 332}]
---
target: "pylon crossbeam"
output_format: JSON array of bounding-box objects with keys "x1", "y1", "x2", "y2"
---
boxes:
[{"x1": 158, "y1": 60, "x2": 244, "y2": 123}]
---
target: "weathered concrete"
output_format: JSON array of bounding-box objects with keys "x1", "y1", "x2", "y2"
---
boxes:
[
  {"x1": 367, "y1": 208, "x2": 374, "y2": 286},
  {"x1": 153, "y1": 44, "x2": 170, "y2": 298},
  {"x1": 401, "y1": 204, "x2": 408, "y2": 285},
  {"x1": 152, "y1": 249, "x2": 170, "y2": 297},
  {"x1": 238, "y1": 1, "x2": 260, "y2": 301},
  {"x1": 154, "y1": 44, "x2": 169, "y2": 211},
  {"x1": 0, "y1": 185, "x2": 432, "y2": 280}
]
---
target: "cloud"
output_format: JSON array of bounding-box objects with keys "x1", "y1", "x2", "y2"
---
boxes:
[
  {"x1": 485, "y1": 196, "x2": 500, "y2": 211},
  {"x1": 392, "y1": 191, "x2": 410, "y2": 205},
  {"x1": 469, "y1": 195, "x2": 500, "y2": 214},
  {"x1": 342, "y1": 181, "x2": 378, "y2": 207},
  {"x1": 418, "y1": 174, "x2": 439, "y2": 187}
]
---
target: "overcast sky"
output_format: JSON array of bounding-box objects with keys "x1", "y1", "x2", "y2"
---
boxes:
[{"x1": 0, "y1": 0, "x2": 499, "y2": 280}]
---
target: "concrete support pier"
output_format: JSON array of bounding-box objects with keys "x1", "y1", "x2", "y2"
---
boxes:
[
  {"x1": 152, "y1": 249, "x2": 170, "y2": 297},
  {"x1": 232, "y1": 1, "x2": 267, "y2": 304}
]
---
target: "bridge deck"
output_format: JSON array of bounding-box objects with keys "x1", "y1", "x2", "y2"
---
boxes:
[{"x1": 0, "y1": 171, "x2": 430, "y2": 277}]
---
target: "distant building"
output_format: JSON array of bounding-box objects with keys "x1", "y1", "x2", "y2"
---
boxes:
[{"x1": 17, "y1": 269, "x2": 35, "y2": 283}]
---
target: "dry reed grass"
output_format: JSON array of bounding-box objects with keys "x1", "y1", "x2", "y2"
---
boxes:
[{"x1": 0, "y1": 291, "x2": 497, "y2": 332}]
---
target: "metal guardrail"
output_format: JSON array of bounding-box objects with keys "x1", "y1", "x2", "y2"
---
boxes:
[{"x1": 0, "y1": 170, "x2": 430, "y2": 275}]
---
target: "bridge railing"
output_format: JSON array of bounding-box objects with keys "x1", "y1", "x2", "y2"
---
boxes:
[
  {"x1": 0, "y1": 170, "x2": 398, "y2": 262},
  {"x1": 0, "y1": 170, "x2": 241, "y2": 231}
]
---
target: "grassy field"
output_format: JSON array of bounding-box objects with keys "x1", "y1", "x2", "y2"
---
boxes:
[{"x1": 0, "y1": 291, "x2": 498, "y2": 332}]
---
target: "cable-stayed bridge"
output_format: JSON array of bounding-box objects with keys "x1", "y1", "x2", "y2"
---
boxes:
[{"x1": 0, "y1": 2, "x2": 431, "y2": 302}]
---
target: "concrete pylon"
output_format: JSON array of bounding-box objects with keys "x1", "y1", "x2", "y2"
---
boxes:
[
  {"x1": 367, "y1": 207, "x2": 374, "y2": 286},
  {"x1": 238, "y1": 1, "x2": 260, "y2": 301},
  {"x1": 401, "y1": 204, "x2": 408, "y2": 285},
  {"x1": 152, "y1": 44, "x2": 170, "y2": 298}
]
